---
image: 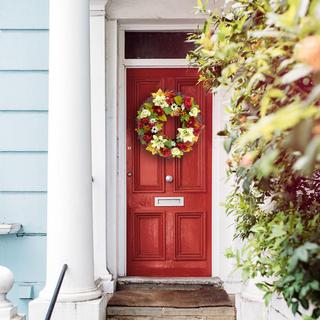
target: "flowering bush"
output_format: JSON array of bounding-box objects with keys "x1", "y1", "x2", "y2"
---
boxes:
[
  {"x1": 136, "y1": 89, "x2": 202, "y2": 158},
  {"x1": 188, "y1": 0, "x2": 320, "y2": 318}
]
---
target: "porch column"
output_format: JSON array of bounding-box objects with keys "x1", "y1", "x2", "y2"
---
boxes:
[{"x1": 29, "y1": 0, "x2": 106, "y2": 318}]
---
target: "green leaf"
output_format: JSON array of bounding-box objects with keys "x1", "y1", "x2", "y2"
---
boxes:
[
  {"x1": 224, "y1": 138, "x2": 233, "y2": 153},
  {"x1": 137, "y1": 128, "x2": 145, "y2": 136},
  {"x1": 158, "y1": 114, "x2": 167, "y2": 122},
  {"x1": 263, "y1": 292, "x2": 273, "y2": 305},
  {"x1": 163, "y1": 106, "x2": 172, "y2": 115},
  {"x1": 174, "y1": 96, "x2": 183, "y2": 106}
]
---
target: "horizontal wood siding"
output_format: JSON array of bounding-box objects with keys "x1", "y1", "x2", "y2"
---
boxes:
[
  {"x1": 0, "y1": 112, "x2": 48, "y2": 151},
  {"x1": 0, "y1": 31, "x2": 48, "y2": 70},
  {"x1": 0, "y1": 153, "x2": 47, "y2": 191},
  {"x1": 0, "y1": 0, "x2": 48, "y2": 29},
  {"x1": 0, "y1": 0, "x2": 49, "y2": 316},
  {"x1": 0, "y1": 71, "x2": 48, "y2": 110},
  {"x1": 0, "y1": 193, "x2": 47, "y2": 233}
]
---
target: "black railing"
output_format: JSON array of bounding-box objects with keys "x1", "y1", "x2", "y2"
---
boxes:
[{"x1": 45, "y1": 264, "x2": 68, "y2": 320}]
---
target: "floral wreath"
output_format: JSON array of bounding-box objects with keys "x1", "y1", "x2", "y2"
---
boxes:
[{"x1": 136, "y1": 89, "x2": 203, "y2": 158}]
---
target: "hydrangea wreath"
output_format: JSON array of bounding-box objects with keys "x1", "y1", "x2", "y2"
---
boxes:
[{"x1": 136, "y1": 89, "x2": 203, "y2": 158}]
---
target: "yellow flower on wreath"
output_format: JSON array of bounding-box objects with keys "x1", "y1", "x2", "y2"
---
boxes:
[
  {"x1": 171, "y1": 147, "x2": 183, "y2": 158},
  {"x1": 177, "y1": 128, "x2": 195, "y2": 143},
  {"x1": 152, "y1": 89, "x2": 168, "y2": 109},
  {"x1": 151, "y1": 135, "x2": 167, "y2": 150}
]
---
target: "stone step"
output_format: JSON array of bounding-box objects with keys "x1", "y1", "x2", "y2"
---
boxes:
[
  {"x1": 107, "y1": 306, "x2": 236, "y2": 319},
  {"x1": 117, "y1": 277, "x2": 223, "y2": 291},
  {"x1": 107, "y1": 281, "x2": 236, "y2": 320}
]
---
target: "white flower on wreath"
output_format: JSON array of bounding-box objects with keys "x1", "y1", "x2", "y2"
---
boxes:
[
  {"x1": 153, "y1": 94, "x2": 169, "y2": 109},
  {"x1": 181, "y1": 104, "x2": 185, "y2": 110},
  {"x1": 171, "y1": 103, "x2": 180, "y2": 112},
  {"x1": 151, "y1": 135, "x2": 167, "y2": 150},
  {"x1": 150, "y1": 118, "x2": 157, "y2": 123},
  {"x1": 151, "y1": 127, "x2": 159, "y2": 133},
  {"x1": 139, "y1": 109, "x2": 151, "y2": 119},
  {"x1": 171, "y1": 147, "x2": 183, "y2": 158},
  {"x1": 177, "y1": 128, "x2": 195, "y2": 143},
  {"x1": 189, "y1": 107, "x2": 200, "y2": 117},
  {"x1": 171, "y1": 141, "x2": 176, "y2": 147}
]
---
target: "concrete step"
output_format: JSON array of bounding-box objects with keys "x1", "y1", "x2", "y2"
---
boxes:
[{"x1": 117, "y1": 277, "x2": 223, "y2": 291}]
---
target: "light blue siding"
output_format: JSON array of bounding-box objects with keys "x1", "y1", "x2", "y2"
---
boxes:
[
  {"x1": 0, "y1": 1, "x2": 49, "y2": 317},
  {"x1": 0, "y1": 72, "x2": 48, "y2": 110},
  {"x1": 1, "y1": 235, "x2": 46, "y2": 316},
  {"x1": 0, "y1": 0, "x2": 48, "y2": 29},
  {"x1": 0, "y1": 112, "x2": 48, "y2": 151},
  {"x1": 0, "y1": 193, "x2": 47, "y2": 233},
  {"x1": 0, "y1": 31, "x2": 48, "y2": 70},
  {"x1": 0, "y1": 153, "x2": 47, "y2": 191},
  {"x1": 0, "y1": 235, "x2": 46, "y2": 282},
  {"x1": 7, "y1": 282, "x2": 44, "y2": 317}
]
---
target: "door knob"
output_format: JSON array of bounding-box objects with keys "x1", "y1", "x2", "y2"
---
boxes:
[
  {"x1": 127, "y1": 172, "x2": 132, "y2": 177},
  {"x1": 165, "y1": 175, "x2": 173, "y2": 183}
]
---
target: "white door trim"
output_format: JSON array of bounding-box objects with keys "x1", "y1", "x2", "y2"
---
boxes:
[
  {"x1": 89, "y1": 2, "x2": 242, "y2": 292},
  {"x1": 116, "y1": 23, "x2": 218, "y2": 277}
]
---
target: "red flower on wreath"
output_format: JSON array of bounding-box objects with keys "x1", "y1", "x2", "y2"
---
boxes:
[
  {"x1": 153, "y1": 106, "x2": 164, "y2": 116},
  {"x1": 143, "y1": 133, "x2": 153, "y2": 143},
  {"x1": 184, "y1": 96, "x2": 192, "y2": 110},
  {"x1": 165, "y1": 91, "x2": 175, "y2": 105},
  {"x1": 138, "y1": 118, "x2": 149, "y2": 128},
  {"x1": 186, "y1": 117, "x2": 196, "y2": 127},
  {"x1": 166, "y1": 96, "x2": 174, "y2": 105},
  {"x1": 160, "y1": 148, "x2": 171, "y2": 158},
  {"x1": 177, "y1": 142, "x2": 191, "y2": 152}
]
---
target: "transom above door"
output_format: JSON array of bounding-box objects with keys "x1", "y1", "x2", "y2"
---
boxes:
[{"x1": 126, "y1": 68, "x2": 212, "y2": 277}]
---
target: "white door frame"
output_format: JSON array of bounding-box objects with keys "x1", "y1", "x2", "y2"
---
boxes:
[
  {"x1": 114, "y1": 22, "x2": 224, "y2": 278},
  {"x1": 90, "y1": 3, "x2": 241, "y2": 292}
]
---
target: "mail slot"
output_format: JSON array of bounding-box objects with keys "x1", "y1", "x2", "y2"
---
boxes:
[{"x1": 154, "y1": 197, "x2": 184, "y2": 207}]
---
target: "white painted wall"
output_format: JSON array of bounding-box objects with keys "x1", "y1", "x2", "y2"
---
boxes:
[{"x1": 107, "y1": 0, "x2": 224, "y2": 20}]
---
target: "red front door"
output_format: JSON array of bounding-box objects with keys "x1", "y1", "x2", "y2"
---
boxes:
[{"x1": 126, "y1": 68, "x2": 212, "y2": 277}]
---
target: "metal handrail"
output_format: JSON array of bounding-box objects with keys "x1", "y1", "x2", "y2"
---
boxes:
[{"x1": 45, "y1": 264, "x2": 68, "y2": 320}]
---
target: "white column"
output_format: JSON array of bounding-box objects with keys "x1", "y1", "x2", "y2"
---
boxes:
[{"x1": 29, "y1": 0, "x2": 107, "y2": 318}]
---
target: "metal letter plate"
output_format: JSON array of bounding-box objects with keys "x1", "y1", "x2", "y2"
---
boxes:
[{"x1": 154, "y1": 197, "x2": 184, "y2": 207}]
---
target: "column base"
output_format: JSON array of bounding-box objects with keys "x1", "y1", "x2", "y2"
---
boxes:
[
  {"x1": 29, "y1": 294, "x2": 108, "y2": 320},
  {"x1": 237, "y1": 279, "x2": 267, "y2": 320},
  {"x1": 97, "y1": 277, "x2": 116, "y2": 294},
  {"x1": 0, "y1": 305, "x2": 25, "y2": 320}
]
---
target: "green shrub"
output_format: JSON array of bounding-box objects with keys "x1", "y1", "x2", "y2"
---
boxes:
[{"x1": 188, "y1": 0, "x2": 320, "y2": 318}]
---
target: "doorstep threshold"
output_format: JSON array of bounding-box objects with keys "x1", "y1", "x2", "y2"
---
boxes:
[{"x1": 117, "y1": 276, "x2": 223, "y2": 287}]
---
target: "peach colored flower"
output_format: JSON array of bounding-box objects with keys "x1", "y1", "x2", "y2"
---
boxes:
[
  {"x1": 296, "y1": 36, "x2": 320, "y2": 72},
  {"x1": 240, "y1": 153, "x2": 254, "y2": 167}
]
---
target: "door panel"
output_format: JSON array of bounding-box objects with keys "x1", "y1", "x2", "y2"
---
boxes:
[{"x1": 127, "y1": 68, "x2": 212, "y2": 277}]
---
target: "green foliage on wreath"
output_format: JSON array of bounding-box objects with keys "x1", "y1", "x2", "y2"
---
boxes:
[{"x1": 188, "y1": 0, "x2": 320, "y2": 318}]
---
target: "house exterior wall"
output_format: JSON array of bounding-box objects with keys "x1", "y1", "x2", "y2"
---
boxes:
[
  {"x1": 0, "y1": 1, "x2": 299, "y2": 320},
  {"x1": 0, "y1": 0, "x2": 49, "y2": 316}
]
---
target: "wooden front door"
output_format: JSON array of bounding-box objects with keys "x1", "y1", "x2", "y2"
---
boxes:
[{"x1": 126, "y1": 68, "x2": 212, "y2": 277}]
